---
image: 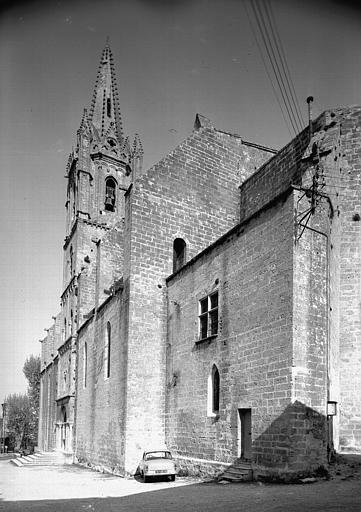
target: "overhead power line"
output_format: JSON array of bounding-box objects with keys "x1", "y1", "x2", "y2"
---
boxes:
[
  {"x1": 244, "y1": 1, "x2": 293, "y2": 138},
  {"x1": 263, "y1": 1, "x2": 305, "y2": 129},
  {"x1": 246, "y1": 0, "x2": 305, "y2": 138}
]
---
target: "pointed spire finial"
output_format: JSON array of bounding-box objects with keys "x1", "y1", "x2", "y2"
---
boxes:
[{"x1": 88, "y1": 41, "x2": 124, "y2": 141}]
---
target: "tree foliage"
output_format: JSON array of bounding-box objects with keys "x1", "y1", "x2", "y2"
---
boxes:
[
  {"x1": 5, "y1": 393, "x2": 33, "y2": 449},
  {"x1": 22, "y1": 354, "x2": 41, "y2": 447},
  {"x1": 23, "y1": 355, "x2": 41, "y2": 409}
]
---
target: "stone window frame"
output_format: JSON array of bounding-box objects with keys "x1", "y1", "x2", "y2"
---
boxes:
[
  {"x1": 198, "y1": 291, "x2": 219, "y2": 341},
  {"x1": 207, "y1": 364, "x2": 220, "y2": 417}
]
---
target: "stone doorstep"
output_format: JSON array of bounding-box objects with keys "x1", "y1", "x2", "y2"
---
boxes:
[
  {"x1": 9, "y1": 451, "x2": 72, "y2": 467},
  {"x1": 9, "y1": 458, "x2": 23, "y2": 467},
  {"x1": 217, "y1": 459, "x2": 253, "y2": 482}
]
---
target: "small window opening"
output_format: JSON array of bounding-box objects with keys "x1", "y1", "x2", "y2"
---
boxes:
[
  {"x1": 69, "y1": 245, "x2": 74, "y2": 277},
  {"x1": 173, "y1": 238, "x2": 186, "y2": 273},
  {"x1": 104, "y1": 178, "x2": 116, "y2": 212},
  {"x1": 199, "y1": 291, "x2": 218, "y2": 340},
  {"x1": 212, "y1": 366, "x2": 220, "y2": 413},
  {"x1": 207, "y1": 364, "x2": 220, "y2": 416},
  {"x1": 104, "y1": 322, "x2": 111, "y2": 379},
  {"x1": 107, "y1": 98, "x2": 111, "y2": 118}
]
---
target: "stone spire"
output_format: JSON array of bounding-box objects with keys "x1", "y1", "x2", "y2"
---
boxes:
[{"x1": 88, "y1": 40, "x2": 124, "y2": 141}]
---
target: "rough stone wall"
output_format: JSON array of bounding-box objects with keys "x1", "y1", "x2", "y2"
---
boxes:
[
  {"x1": 239, "y1": 127, "x2": 309, "y2": 222},
  {"x1": 123, "y1": 120, "x2": 272, "y2": 474},
  {"x1": 75, "y1": 291, "x2": 127, "y2": 475},
  {"x1": 98, "y1": 221, "x2": 124, "y2": 299},
  {"x1": 38, "y1": 314, "x2": 62, "y2": 451},
  {"x1": 338, "y1": 107, "x2": 361, "y2": 452},
  {"x1": 38, "y1": 363, "x2": 57, "y2": 451},
  {"x1": 292, "y1": 194, "x2": 329, "y2": 470},
  {"x1": 57, "y1": 344, "x2": 73, "y2": 401},
  {"x1": 166, "y1": 194, "x2": 296, "y2": 474}
]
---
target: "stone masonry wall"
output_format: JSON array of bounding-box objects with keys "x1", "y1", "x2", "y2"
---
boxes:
[
  {"x1": 75, "y1": 291, "x2": 127, "y2": 475},
  {"x1": 166, "y1": 193, "x2": 296, "y2": 476},
  {"x1": 292, "y1": 193, "x2": 329, "y2": 470},
  {"x1": 38, "y1": 363, "x2": 57, "y2": 451},
  {"x1": 239, "y1": 127, "x2": 309, "y2": 223},
  {"x1": 123, "y1": 119, "x2": 273, "y2": 474},
  {"x1": 338, "y1": 107, "x2": 361, "y2": 452}
]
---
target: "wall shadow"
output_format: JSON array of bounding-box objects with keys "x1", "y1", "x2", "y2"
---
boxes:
[{"x1": 250, "y1": 400, "x2": 328, "y2": 480}]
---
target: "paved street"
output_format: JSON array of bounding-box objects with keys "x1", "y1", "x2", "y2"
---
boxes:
[{"x1": 1, "y1": 459, "x2": 361, "y2": 511}]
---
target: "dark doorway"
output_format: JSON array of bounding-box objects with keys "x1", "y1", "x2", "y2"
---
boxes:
[{"x1": 237, "y1": 408, "x2": 252, "y2": 460}]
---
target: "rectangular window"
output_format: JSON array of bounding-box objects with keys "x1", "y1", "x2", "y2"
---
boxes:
[{"x1": 198, "y1": 291, "x2": 219, "y2": 340}]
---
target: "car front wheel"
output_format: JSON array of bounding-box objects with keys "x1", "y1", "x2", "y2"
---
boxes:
[{"x1": 143, "y1": 472, "x2": 148, "y2": 483}]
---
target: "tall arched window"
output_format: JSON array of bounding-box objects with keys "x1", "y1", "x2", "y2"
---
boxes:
[
  {"x1": 83, "y1": 342, "x2": 87, "y2": 389},
  {"x1": 104, "y1": 178, "x2": 116, "y2": 212},
  {"x1": 173, "y1": 238, "x2": 186, "y2": 273},
  {"x1": 207, "y1": 364, "x2": 220, "y2": 416},
  {"x1": 104, "y1": 322, "x2": 111, "y2": 379}
]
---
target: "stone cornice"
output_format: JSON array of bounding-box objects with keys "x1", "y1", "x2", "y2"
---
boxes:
[{"x1": 90, "y1": 151, "x2": 127, "y2": 167}]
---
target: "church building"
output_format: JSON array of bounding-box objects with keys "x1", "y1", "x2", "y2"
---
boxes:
[{"x1": 38, "y1": 42, "x2": 361, "y2": 480}]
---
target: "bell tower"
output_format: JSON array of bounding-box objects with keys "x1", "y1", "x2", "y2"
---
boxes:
[{"x1": 56, "y1": 42, "x2": 143, "y2": 455}]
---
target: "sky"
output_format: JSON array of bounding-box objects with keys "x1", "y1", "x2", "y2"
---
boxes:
[{"x1": 0, "y1": 0, "x2": 361, "y2": 405}]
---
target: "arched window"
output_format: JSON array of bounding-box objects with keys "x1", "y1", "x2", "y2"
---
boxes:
[
  {"x1": 207, "y1": 364, "x2": 220, "y2": 416},
  {"x1": 83, "y1": 343, "x2": 87, "y2": 389},
  {"x1": 104, "y1": 178, "x2": 116, "y2": 212},
  {"x1": 173, "y1": 238, "x2": 186, "y2": 273},
  {"x1": 104, "y1": 322, "x2": 111, "y2": 379}
]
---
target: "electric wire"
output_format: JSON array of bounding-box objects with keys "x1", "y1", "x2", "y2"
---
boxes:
[
  {"x1": 247, "y1": 0, "x2": 304, "y2": 137},
  {"x1": 253, "y1": 0, "x2": 302, "y2": 133},
  {"x1": 264, "y1": 1, "x2": 305, "y2": 129},
  {"x1": 244, "y1": 1, "x2": 293, "y2": 138},
  {"x1": 250, "y1": 0, "x2": 300, "y2": 136}
]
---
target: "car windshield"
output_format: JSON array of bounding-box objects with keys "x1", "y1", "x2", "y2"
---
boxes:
[{"x1": 144, "y1": 451, "x2": 172, "y2": 460}]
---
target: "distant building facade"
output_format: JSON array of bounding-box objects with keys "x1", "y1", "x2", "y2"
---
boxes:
[{"x1": 38, "y1": 43, "x2": 361, "y2": 479}]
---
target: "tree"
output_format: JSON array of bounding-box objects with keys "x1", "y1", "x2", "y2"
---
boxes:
[
  {"x1": 5, "y1": 394, "x2": 33, "y2": 450},
  {"x1": 23, "y1": 355, "x2": 41, "y2": 407},
  {"x1": 4, "y1": 355, "x2": 41, "y2": 451},
  {"x1": 22, "y1": 354, "x2": 41, "y2": 447}
]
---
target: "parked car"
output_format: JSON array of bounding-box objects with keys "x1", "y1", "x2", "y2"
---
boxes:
[{"x1": 138, "y1": 449, "x2": 177, "y2": 482}]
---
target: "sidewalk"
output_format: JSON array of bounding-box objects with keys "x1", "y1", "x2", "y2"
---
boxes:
[
  {"x1": 0, "y1": 459, "x2": 200, "y2": 501},
  {"x1": 1, "y1": 458, "x2": 361, "y2": 512}
]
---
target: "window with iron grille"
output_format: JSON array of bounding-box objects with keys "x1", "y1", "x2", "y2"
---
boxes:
[{"x1": 198, "y1": 292, "x2": 218, "y2": 340}]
